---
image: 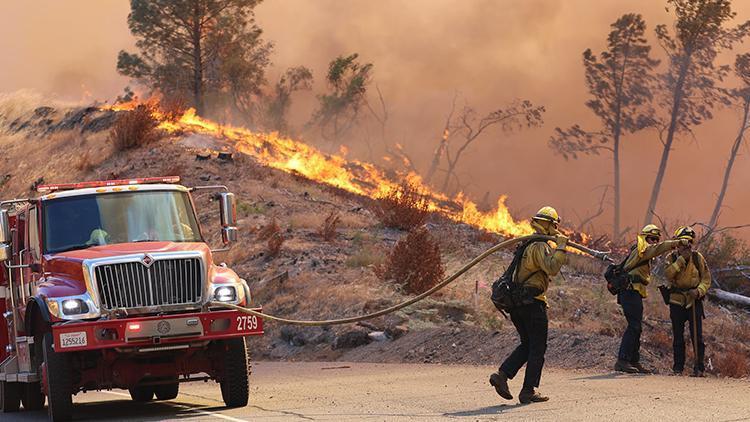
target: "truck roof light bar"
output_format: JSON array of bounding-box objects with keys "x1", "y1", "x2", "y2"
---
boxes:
[{"x1": 37, "y1": 176, "x2": 181, "y2": 193}]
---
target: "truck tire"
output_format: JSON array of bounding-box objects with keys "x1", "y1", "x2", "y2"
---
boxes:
[
  {"x1": 154, "y1": 382, "x2": 179, "y2": 400},
  {"x1": 128, "y1": 386, "x2": 154, "y2": 402},
  {"x1": 219, "y1": 338, "x2": 249, "y2": 408},
  {"x1": 43, "y1": 332, "x2": 73, "y2": 421},
  {"x1": 0, "y1": 381, "x2": 21, "y2": 412},
  {"x1": 22, "y1": 382, "x2": 45, "y2": 411}
]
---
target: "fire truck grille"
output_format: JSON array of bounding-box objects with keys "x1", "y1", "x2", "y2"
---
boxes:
[{"x1": 94, "y1": 258, "x2": 203, "y2": 310}]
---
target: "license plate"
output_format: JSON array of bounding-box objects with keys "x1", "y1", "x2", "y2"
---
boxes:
[{"x1": 59, "y1": 331, "x2": 88, "y2": 349}]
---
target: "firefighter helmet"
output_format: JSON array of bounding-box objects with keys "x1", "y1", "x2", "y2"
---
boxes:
[
  {"x1": 673, "y1": 226, "x2": 696, "y2": 241},
  {"x1": 640, "y1": 224, "x2": 661, "y2": 239},
  {"x1": 533, "y1": 206, "x2": 560, "y2": 224}
]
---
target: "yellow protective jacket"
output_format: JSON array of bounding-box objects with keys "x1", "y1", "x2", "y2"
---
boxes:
[
  {"x1": 664, "y1": 251, "x2": 711, "y2": 308},
  {"x1": 623, "y1": 239, "x2": 680, "y2": 298},
  {"x1": 516, "y1": 241, "x2": 567, "y2": 305}
]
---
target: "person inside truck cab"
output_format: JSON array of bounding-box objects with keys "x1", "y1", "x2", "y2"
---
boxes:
[{"x1": 86, "y1": 228, "x2": 111, "y2": 246}]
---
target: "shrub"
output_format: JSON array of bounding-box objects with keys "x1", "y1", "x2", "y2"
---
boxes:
[
  {"x1": 159, "y1": 96, "x2": 187, "y2": 122},
  {"x1": 110, "y1": 104, "x2": 162, "y2": 151},
  {"x1": 713, "y1": 349, "x2": 750, "y2": 378},
  {"x1": 267, "y1": 232, "x2": 285, "y2": 259},
  {"x1": 257, "y1": 217, "x2": 284, "y2": 259},
  {"x1": 381, "y1": 227, "x2": 445, "y2": 294},
  {"x1": 319, "y1": 211, "x2": 341, "y2": 241},
  {"x1": 256, "y1": 217, "x2": 281, "y2": 240},
  {"x1": 374, "y1": 182, "x2": 431, "y2": 230}
]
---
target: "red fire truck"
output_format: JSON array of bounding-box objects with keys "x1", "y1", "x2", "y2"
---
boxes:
[{"x1": 0, "y1": 177, "x2": 263, "y2": 421}]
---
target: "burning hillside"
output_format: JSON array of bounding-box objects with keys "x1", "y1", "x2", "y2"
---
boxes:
[{"x1": 107, "y1": 99, "x2": 543, "y2": 239}]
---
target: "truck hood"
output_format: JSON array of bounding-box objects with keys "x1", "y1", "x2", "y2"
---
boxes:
[{"x1": 47, "y1": 242, "x2": 210, "y2": 262}]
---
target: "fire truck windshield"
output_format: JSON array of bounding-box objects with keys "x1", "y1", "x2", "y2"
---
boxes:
[{"x1": 43, "y1": 190, "x2": 202, "y2": 253}]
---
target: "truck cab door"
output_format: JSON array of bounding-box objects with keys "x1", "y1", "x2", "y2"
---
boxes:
[{"x1": 23, "y1": 206, "x2": 42, "y2": 300}]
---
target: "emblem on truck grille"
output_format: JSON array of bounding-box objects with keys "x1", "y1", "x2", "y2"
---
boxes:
[
  {"x1": 141, "y1": 254, "x2": 154, "y2": 267},
  {"x1": 157, "y1": 320, "x2": 171, "y2": 334}
]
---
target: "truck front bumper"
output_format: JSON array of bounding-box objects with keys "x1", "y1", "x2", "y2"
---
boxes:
[{"x1": 51, "y1": 308, "x2": 264, "y2": 353}]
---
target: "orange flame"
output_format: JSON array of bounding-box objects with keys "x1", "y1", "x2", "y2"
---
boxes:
[{"x1": 106, "y1": 102, "x2": 536, "y2": 238}]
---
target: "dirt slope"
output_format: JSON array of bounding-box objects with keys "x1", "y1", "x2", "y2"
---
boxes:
[{"x1": 1, "y1": 99, "x2": 749, "y2": 380}]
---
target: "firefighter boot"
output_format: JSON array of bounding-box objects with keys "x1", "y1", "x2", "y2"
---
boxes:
[
  {"x1": 489, "y1": 371, "x2": 513, "y2": 400},
  {"x1": 631, "y1": 362, "x2": 653, "y2": 374},
  {"x1": 519, "y1": 387, "x2": 549, "y2": 404},
  {"x1": 614, "y1": 359, "x2": 639, "y2": 374}
]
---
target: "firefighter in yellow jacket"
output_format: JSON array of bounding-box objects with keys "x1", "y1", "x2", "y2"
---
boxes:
[
  {"x1": 664, "y1": 226, "x2": 711, "y2": 376},
  {"x1": 615, "y1": 224, "x2": 685, "y2": 374},
  {"x1": 490, "y1": 206, "x2": 568, "y2": 404}
]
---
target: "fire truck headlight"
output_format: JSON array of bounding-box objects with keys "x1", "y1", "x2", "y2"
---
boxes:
[
  {"x1": 214, "y1": 286, "x2": 237, "y2": 303},
  {"x1": 61, "y1": 299, "x2": 90, "y2": 316}
]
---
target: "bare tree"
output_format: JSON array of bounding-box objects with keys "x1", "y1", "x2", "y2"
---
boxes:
[
  {"x1": 439, "y1": 99, "x2": 545, "y2": 194},
  {"x1": 643, "y1": 0, "x2": 750, "y2": 226},
  {"x1": 425, "y1": 92, "x2": 458, "y2": 185},
  {"x1": 550, "y1": 14, "x2": 659, "y2": 241},
  {"x1": 709, "y1": 53, "x2": 750, "y2": 228}
]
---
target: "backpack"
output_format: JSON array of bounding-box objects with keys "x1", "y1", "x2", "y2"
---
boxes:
[
  {"x1": 603, "y1": 245, "x2": 650, "y2": 295},
  {"x1": 490, "y1": 239, "x2": 544, "y2": 313}
]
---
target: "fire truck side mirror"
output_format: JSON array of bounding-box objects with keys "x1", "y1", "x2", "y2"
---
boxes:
[
  {"x1": 219, "y1": 192, "x2": 237, "y2": 228},
  {"x1": 219, "y1": 192, "x2": 238, "y2": 245},
  {"x1": 221, "y1": 227, "x2": 238, "y2": 245},
  {"x1": 0, "y1": 210, "x2": 9, "y2": 262}
]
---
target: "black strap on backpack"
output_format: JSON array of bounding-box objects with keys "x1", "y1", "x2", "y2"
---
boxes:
[
  {"x1": 490, "y1": 239, "x2": 546, "y2": 314},
  {"x1": 604, "y1": 245, "x2": 650, "y2": 295}
]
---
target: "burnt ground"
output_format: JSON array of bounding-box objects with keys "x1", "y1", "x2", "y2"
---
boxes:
[{"x1": 1, "y1": 101, "x2": 749, "y2": 379}]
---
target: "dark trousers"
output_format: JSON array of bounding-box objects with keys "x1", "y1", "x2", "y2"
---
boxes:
[
  {"x1": 617, "y1": 289, "x2": 643, "y2": 363},
  {"x1": 670, "y1": 301, "x2": 705, "y2": 372},
  {"x1": 500, "y1": 301, "x2": 548, "y2": 389}
]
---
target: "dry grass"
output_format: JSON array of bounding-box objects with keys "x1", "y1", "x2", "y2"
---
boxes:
[
  {"x1": 288, "y1": 212, "x2": 324, "y2": 230},
  {"x1": 346, "y1": 245, "x2": 386, "y2": 268},
  {"x1": 318, "y1": 211, "x2": 341, "y2": 241},
  {"x1": 110, "y1": 104, "x2": 162, "y2": 151},
  {"x1": 380, "y1": 227, "x2": 445, "y2": 294},
  {"x1": 75, "y1": 150, "x2": 96, "y2": 173},
  {"x1": 374, "y1": 181, "x2": 431, "y2": 230}
]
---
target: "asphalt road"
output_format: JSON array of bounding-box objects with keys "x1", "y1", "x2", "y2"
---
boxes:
[{"x1": 5, "y1": 361, "x2": 750, "y2": 421}]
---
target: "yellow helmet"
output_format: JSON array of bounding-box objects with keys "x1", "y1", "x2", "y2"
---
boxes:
[
  {"x1": 640, "y1": 224, "x2": 661, "y2": 239},
  {"x1": 533, "y1": 206, "x2": 560, "y2": 223},
  {"x1": 673, "y1": 226, "x2": 696, "y2": 241}
]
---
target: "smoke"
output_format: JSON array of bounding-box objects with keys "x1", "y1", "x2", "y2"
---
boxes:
[{"x1": 2, "y1": 0, "x2": 750, "y2": 239}]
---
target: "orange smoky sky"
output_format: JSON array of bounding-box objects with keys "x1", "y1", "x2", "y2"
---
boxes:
[{"x1": 1, "y1": 0, "x2": 750, "y2": 239}]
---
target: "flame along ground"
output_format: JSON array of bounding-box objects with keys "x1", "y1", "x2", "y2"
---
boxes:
[{"x1": 105, "y1": 100, "x2": 564, "y2": 240}]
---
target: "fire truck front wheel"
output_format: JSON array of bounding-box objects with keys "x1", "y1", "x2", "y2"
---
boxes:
[
  {"x1": 128, "y1": 386, "x2": 154, "y2": 402},
  {"x1": 219, "y1": 338, "x2": 249, "y2": 408},
  {"x1": 154, "y1": 382, "x2": 179, "y2": 400},
  {"x1": 0, "y1": 381, "x2": 21, "y2": 412},
  {"x1": 43, "y1": 333, "x2": 73, "y2": 421}
]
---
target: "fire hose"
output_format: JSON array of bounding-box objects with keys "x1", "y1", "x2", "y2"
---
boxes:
[{"x1": 209, "y1": 234, "x2": 613, "y2": 326}]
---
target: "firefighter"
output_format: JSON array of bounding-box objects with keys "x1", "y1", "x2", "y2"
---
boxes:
[
  {"x1": 615, "y1": 224, "x2": 685, "y2": 374},
  {"x1": 664, "y1": 226, "x2": 711, "y2": 377},
  {"x1": 489, "y1": 206, "x2": 568, "y2": 404}
]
